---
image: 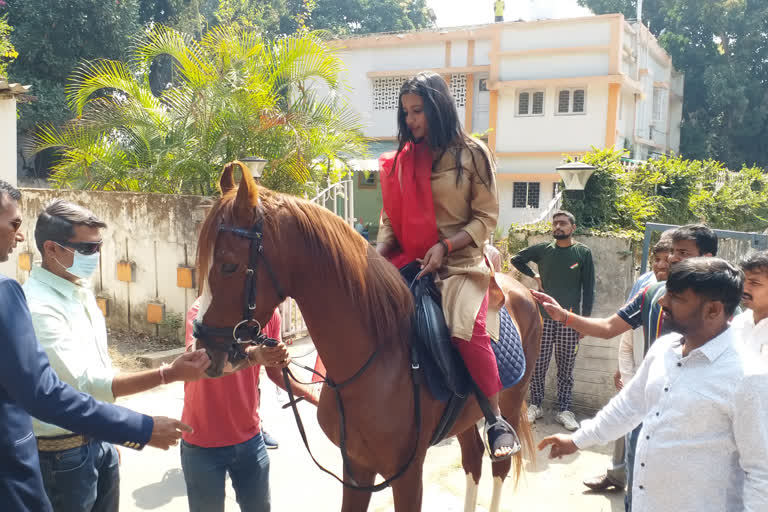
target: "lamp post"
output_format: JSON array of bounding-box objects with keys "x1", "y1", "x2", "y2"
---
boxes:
[
  {"x1": 555, "y1": 161, "x2": 596, "y2": 200},
  {"x1": 241, "y1": 156, "x2": 268, "y2": 181}
]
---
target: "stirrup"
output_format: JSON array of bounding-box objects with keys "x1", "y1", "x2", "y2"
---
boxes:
[{"x1": 484, "y1": 416, "x2": 521, "y2": 462}]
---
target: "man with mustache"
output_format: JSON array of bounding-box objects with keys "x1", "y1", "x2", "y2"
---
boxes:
[
  {"x1": 0, "y1": 180, "x2": 191, "y2": 512},
  {"x1": 511, "y1": 210, "x2": 595, "y2": 431},
  {"x1": 539, "y1": 257, "x2": 768, "y2": 512},
  {"x1": 532, "y1": 224, "x2": 718, "y2": 511},
  {"x1": 582, "y1": 232, "x2": 673, "y2": 496},
  {"x1": 731, "y1": 250, "x2": 768, "y2": 362}
]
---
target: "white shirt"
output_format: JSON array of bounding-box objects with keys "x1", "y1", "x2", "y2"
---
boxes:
[
  {"x1": 573, "y1": 328, "x2": 768, "y2": 512},
  {"x1": 731, "y1": 310, "x2": 768, "y2": 362},
  {"x1": 23, "y1": 266, "x2": 117, "y2": 437}
]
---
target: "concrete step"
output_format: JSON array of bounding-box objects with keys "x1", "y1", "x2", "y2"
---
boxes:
[{"x1": 136, "y1": 347, "x2": 186, "y2": 368}]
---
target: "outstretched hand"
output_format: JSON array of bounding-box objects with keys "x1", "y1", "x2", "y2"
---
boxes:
[
  {"x1": 148, "y1": 416, "x2": 193, "y2": 450},
  {"x1": 169, "y1": 349, "x2": 211, "y2": 382},
  {"x1": 537, "y1": 433, "x2": 579, "y2": 459},
  {"x1": 530, "y1": 290, "x2": 568, "y2": 323}
]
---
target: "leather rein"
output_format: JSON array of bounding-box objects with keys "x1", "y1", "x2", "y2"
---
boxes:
[{"x1": 192, "y1": 211, "x2": 423, "y2": 492}]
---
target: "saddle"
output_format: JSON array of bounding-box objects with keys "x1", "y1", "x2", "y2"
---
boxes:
[{"x1": 399, "y1": 262, "x2": 527, "y2": 446}]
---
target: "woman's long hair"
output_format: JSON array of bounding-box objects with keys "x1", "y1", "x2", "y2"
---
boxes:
[{"x1": 394, "y1": 71, "x2": 494, "y2": 187}]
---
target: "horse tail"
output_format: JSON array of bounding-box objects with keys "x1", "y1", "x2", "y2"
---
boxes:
[{"x1": 510, "y1": 401, "x2": 535, "y2": 487}]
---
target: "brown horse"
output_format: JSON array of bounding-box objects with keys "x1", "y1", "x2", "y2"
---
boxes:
[{"x1": 195, "y1": 163, "x2": 543, "y2": 512}]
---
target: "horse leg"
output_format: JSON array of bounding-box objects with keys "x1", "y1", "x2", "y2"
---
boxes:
[
  {"x1": 390, "y1": 455, "x2": 426, "y2": 512},
  {"x1": 457, "y1": 426, "x2": 484, "y2": 512},
  {"x1": 340, "y1": 464, "x2": 376, "y2": 512}
]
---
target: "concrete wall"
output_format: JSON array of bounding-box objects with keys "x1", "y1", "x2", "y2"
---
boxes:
[
  {"x1": 509, "y1": 233, "x2": 638, "y2": 412},
  {"x1": 0, "y1": 97, "x2": 17, "y2": 186},
  {"x1": 0, "y1": 189, "x2": 209, "y2": 336}
]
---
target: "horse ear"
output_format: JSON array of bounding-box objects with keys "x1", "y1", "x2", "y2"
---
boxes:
[
  {"x1": 219, "y1": 163, "x2": 237, "y2": 194},
  {"x1": 233, "y1": 161, "x2": 259, "y2": 224}
]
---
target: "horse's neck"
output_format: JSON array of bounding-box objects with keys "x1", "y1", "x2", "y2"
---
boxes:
[{"x1": 292, "y1": 279, "x2": 405, "y2": 384}]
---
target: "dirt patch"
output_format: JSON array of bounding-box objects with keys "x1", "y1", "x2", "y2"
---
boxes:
[{"x1": 108, "y1": 329, "x2": 183, "y2": 371}]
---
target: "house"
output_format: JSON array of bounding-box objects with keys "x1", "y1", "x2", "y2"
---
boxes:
[{"x1": 330, "y1": 14, "x2": 683, "y2": 230}]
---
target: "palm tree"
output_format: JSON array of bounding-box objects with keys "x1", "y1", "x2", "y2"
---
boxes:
[{"x1": 31, "y1": 24, "x2": 367, "y2": 195}]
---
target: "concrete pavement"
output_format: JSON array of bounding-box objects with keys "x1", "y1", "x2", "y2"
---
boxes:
[{"x1": 116, "y1": 346, "x2": 625, "y2": 511}]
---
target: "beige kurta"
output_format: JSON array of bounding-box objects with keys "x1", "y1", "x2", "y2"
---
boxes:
[{"x1": 378, "y1": 139, "x2": 503, "y2": 341}]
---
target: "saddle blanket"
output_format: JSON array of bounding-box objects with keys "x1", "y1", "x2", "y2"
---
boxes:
[{"x1": 423, "y1": 306, "x2": 526, "y2": 402}]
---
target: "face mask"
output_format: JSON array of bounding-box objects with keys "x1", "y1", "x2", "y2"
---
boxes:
[{"x1": 55, "y1": 244, "x2": 100, "y2": 280}]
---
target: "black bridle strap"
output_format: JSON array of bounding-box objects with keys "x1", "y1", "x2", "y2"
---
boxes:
[{"x1": 281, "y1": 346, "x2": 423, "y2": 492}]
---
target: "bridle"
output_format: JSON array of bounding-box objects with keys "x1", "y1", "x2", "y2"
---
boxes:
[
  {"x1": 193, "y1": 207, "x2": 423, "y2": 492},
  {"x1": 192, "y1": 215, "x2": 287, "y2": 363}
]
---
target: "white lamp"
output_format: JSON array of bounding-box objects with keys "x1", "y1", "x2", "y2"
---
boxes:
[
  {"x1": 241, "y1": 157, "x2": 268, "y2": 179},
  {"x1": 556, "y1": 161, "x2": 596, "y2": 191}
]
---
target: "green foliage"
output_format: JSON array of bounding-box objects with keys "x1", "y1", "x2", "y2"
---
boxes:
[
  {"x1": 579, "y1": 0, "x2": 768, "y2": 169},
  {"x1": 557, "y1": 148, "x2": 768, "y2": 237},
  {"x1": 6, "y1": 0, "x2": 434, "y2": 146},
  {"x1": 3, "y1": 0, "x2": 142, "y2": 130},
  {"x1": 0, "y1": 15, "x2": 16, "y2": 77},
  {"x1": 30, "y1": 25, "x2": 367, "y2": 195}
]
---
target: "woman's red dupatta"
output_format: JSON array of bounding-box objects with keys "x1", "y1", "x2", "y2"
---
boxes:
[{"x1": 379, "y1": 142, "x2": 439, "y2": 269}]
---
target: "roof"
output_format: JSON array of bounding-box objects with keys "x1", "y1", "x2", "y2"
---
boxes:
[{"x1": 0, "y1": 79, "x2": 31, "y2": 97}]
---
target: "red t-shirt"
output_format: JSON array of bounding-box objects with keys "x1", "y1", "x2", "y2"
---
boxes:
[{"x1": 181, "y1": 299, "x2": 281, "y2": 447}]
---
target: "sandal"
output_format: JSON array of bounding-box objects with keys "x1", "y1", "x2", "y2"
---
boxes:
[{"x1": 484, "y1": 416, "x2": 521, "y2": 462}]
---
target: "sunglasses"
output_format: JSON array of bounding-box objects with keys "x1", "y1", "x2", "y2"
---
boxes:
[{"x1": 57, "y1": 240, "x2": 103, "y2": 255}]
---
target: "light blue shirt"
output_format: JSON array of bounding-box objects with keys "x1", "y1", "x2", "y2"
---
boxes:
[{"x1": 23, "y1": 265, "x2": 116, "y2": 437}]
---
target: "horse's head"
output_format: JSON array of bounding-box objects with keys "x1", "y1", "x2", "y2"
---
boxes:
[{"x1": 194, "y1": 162, "x2": 288, "y2": 377}]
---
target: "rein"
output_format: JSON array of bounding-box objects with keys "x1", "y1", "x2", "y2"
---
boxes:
[{"x1": 194, "y1": 208, "x2": 423, "y2": 492}]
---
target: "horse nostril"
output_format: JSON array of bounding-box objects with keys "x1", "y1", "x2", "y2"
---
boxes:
[{"x1": 221, "y1": 263, "x2": 238, "y2": 274}]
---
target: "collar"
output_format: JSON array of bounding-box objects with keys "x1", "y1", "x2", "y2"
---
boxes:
[
  {"x1": 671, "y1": 327, "x2": 734, "y2": 363},
  {"x1": 29, "y1": 265, "x2": 88, "y2": 300}
]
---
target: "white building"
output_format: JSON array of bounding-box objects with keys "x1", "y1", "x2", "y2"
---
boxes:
[{"x1": 330, "y1": 14, "x2": 684, "y2": 229}]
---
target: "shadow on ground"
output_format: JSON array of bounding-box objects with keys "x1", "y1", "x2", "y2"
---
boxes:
[{"x1": 131, "y1": 468, "x2": 187, "y2": 509}]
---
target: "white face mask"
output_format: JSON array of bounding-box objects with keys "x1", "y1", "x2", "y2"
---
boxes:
[{"x1": 55, "y1": 243, "x2": 100, "y2": 280}]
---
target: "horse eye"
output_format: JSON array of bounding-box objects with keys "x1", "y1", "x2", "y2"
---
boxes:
[{"x1": 221, "y1": 263, "x2": 238, "y2": 274}]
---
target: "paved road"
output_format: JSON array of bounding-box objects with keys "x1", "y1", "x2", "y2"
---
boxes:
[{"x1": 116, "y1": 345, "x2": 625, "y2": 511}]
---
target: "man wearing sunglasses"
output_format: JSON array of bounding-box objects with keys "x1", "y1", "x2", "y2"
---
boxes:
[
  {"x1": 0, "y1": 181, "x2": 195, "y2": 512},
  {"x1": 22, "y1": 199, "x2": 212, "y2": 512}
]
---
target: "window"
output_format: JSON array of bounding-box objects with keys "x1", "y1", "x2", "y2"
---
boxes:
[
  {"x1": 556, "y1": 88, "x2": 587, "y2": 115},
  {"x1": 478, "y1": 78, "x2": 489, "y2": 92},
  {"x1": 513, "y1": 182, "x2": 540, "y2": 208},
  {"x1": 450, "y1": 74, "x2": 467, "y2": 108},
  {"x1": 652, "y1": 87, "x2": 667, "y2": 123},
  {"x1": 517, "y1": 90, "x2": 545, "y2": 116},
  {"x1": 372, "y1": 77, "x2": 407, "y2": 111},
  {"x1": 358, "y1": 171, "x2": 377, "y2": 189},
  {"x1": 552, "y1": 182, "x2": 560, "y2": 198}
]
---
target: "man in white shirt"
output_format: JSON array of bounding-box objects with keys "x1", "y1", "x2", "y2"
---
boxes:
[
  {"x1": 539, "y1": 257, "x2": 768, "y2": 512},
  {"x1": 731, "y1": 250, "x2": 768, "y2": 362},
  {"x1": 24, "y1": 200, "x2": 211, "y2": 512},
  {"x1": 583, "y1": 234, "x2": 671, "y2": 495}
]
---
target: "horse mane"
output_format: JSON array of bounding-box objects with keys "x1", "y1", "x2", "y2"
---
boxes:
[{"x1": 197, "y1": 187, "x2": 414, "y2": 348}]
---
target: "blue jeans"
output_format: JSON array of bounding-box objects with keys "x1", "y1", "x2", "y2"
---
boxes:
[
  {"x1": 181, "y1": 432, "x2": 270, "y2": 512},
  {"x1": 38, "y1": 439, "x2": 120, "y2": 512},
  {"x1": 624, "y1": 424, "x2": 642, "y2": 512}
]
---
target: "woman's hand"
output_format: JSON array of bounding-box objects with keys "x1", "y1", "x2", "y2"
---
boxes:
[{"x1": 416, "y1": 243, "x2": 447, "y2": 279}]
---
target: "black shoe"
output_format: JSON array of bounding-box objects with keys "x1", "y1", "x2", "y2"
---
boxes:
[{"x1": 263, "y1": 430, "x2": 278, "y2": 450}]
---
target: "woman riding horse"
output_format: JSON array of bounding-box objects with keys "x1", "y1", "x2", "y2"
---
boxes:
[{"x1": 376, "y1": 71, "x2": 518, "y2": 461}]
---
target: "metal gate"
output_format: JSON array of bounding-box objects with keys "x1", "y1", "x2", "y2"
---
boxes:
[{"x1": 640, "y1": 222, "x2": 768, "y2": 274}]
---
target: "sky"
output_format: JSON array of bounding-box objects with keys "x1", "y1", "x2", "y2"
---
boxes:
[{"x1": 427, "y1": 0, "x2": 593, "y2": 28}]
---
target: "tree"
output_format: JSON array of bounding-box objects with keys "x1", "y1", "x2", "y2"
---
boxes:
[
  {"x1": 578, "y1": 0, "x2": 768, "y2": 170},
  {"x1": 0, "y1": 15, "x2": 16, "y2": 77},
  {"x1": 31, "y1": 25, "x2": 366, "y2": 196},
  {"x1": 3, "y1": 0, "x2": 143, "y2": 131},
  {"x1": 559, "y1": 148, "x2": 768, "y2": 234}
]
